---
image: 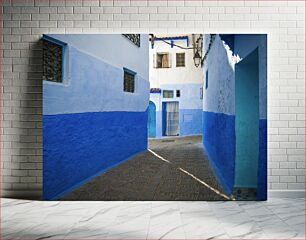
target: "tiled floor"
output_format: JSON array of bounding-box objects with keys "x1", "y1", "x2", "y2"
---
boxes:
[{"x1": 2, "y1": 197, "x2": 304, "y2": 239}]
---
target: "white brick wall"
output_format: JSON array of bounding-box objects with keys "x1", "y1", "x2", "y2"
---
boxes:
[{"x1": 1, "y1": 0, "x2": 305, "y2": 198}]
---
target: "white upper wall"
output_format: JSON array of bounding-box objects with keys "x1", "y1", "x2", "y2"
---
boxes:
[
  {"x1": 202, "y1": 34, "x2": 236, "y2": 115},
  {"x1": 202, "y1": 34, "x2": 267, "y2": 118},
  {"x1": 149, "y1": 34, "x2": 204, "y2": 88},
  {"x1": 46, "y1": 34, "x2": 149, "y2": 80}
]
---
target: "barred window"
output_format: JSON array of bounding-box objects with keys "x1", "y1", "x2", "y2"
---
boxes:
[
  {"x1": 163, "y1": 90, "x2": 174, "y2": 98},
  {"x1": 176, "y1": 53, "x2": 185, "y2": 67},
  {"x1": 122, "y1": 34, "x2": 140, "y2": 47},
  {"x1": 43, "y1": 39, "x2": 63, "y2": 82},
  {"x1": 205, "y1": 70, "x2": 208, "y2": 89},
  {"x1": 124, "y1": 68, "x2": 136, "y2": 93}
]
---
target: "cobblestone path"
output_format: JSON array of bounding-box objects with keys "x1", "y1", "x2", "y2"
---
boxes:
[{"x1": 61, "y1": 136, "x2": 229, "y2": 201}]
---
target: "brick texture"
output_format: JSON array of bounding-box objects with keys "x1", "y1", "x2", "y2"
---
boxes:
[{"x1": 1, "y1": 0, "x2": 305, "y2": 198}]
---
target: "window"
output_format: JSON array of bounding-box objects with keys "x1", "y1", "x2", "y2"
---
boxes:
[
  {"x1": 163, "y1": 90, "x2": 174, "y2": 98},
  {"x1": 200, "y1": 87, "x2": 203, "y2": 99},
  {"x1": 123, "y1": 68, "x2": 136, "y2": 93},
  {"x1": 176, "y1": 90, "x2": 180, "y2": 97},
  {"x1": 205, "y1": 70, "x2": 208, "y2": 89},
  {"x1": 176, "y1": 53, "x2": 185, "y2": 67},
  {"x1": 43, "y1": 39, "x2": 63, "y2": 82},
  {"x1": 122, "y1": 34, "x2": 140, "y2": 47},
  {"x1": 154, "y1": 53, "x2": 171, "y2": 68}
]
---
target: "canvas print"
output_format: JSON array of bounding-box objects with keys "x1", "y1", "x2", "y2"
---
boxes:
[{"x1": 43, "y1": 34, "x2": 267, "y2": 201}]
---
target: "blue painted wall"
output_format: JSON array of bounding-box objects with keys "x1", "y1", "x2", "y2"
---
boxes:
[
  {"x1": 202, "y1": 111, "x2": 235, "y2": 195},
  {"x1": 234, "y1": 48, "x2": 259, "y2": 188},
  {"x1": 162, "y1": 102, "x2": 167, "y2": 136},
  {"x1": 234, "y1": 34, "x2": 267, "y2": 120},
  {"x1": 202, "y1": 35, "x2": 236, "y2": 194},
  {"x1": 233, "y1": 35, "x2": 267, "y2": 200},
  {"x1": 220, "y1": 34, "x2": 235, "y2": 53},
  {"x1": 149, "y1": 83, "x2": 203, "y2": 138},
  {"x1": 43, "y1": 111, "x2": 147, "y2": 200},
  {"x1": 180, "y1": 109, "x2": 202, "y2": 136},
  {"x1": 257, "y1": 119, "x2": 267, "y2": 200},
  {"x1": 148, "y1": 101, "x2": 156, "y2": 138},
  {"x1": 156, "y1": 110, "x2": 163, "y2": 138},
  {"x1": 202, "y1": 34, "x2": 267, "y2": 199},
  {"x1": 43, "y1": 35, "x2": 149, "y2": 200}
]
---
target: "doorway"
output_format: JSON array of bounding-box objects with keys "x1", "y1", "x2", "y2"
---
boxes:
[
  {"x1": 162, "y1": 102, "x2": 179, "y2": 136},
  {"x1": 234, "y1": 48, "x2": 259, "y2": 189},
  {"x1": 148, "y1": 101, "x2": 156, "y2": 138}
]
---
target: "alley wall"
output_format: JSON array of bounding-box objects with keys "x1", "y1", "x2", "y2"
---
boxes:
[
  {"x1": 42, "y1": 34, "x2": 149, "y2": 199},
  {"x1": 1, "y1": 0, "x2": 304, "y2": 198},
  {"x1": 202, "y1": 34, "x2": 267, "y2": 199},
  {"x1": 202, "y1": 35, "x2": 236, "y2": 194}
]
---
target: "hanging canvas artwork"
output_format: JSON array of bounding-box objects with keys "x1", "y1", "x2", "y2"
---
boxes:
[{"x1": 43, "y1": 34, "x2": 267, "y2": 201}]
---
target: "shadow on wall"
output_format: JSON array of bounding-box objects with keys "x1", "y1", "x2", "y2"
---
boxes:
[{"x1": 9, "y1": 40, "x2": 45, "y2": 200}]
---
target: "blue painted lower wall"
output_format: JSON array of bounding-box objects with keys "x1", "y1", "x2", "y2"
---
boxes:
[
  {"x1": 154, "y1": 109, "x2": 202, "y2": 138},
  {"x1": 203, "y1": 111, "x2": 267, "y2": 199},
  {"x1": 148, "y1": 102, "x2": 156, "y2": 138},
  {"x1": 155, "y1": 111, "x2": 163, "y2": 138},
  {"x1": 202, "y1": 111, "x2": 235, "y2": 195},
  {"x1": 257, "y1": 119, "x2": 267, "y2": 200},
  {"x1": 43, "y1": 111, "x2": 148, "y2": 200},
  {"x1": 180, "y1": 109, "x2": 202, "y2": 136}
]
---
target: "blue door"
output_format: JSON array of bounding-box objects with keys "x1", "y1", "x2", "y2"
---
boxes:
[{"x1": 148, "y1": 101, "x2": 156, "y2": 138}]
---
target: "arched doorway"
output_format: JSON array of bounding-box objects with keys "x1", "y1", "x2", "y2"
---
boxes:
[{"x1": 148, "y1": 101, "x2": 156, "y2": 138}]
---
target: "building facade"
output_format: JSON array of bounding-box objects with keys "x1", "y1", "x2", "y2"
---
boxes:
[
  {"x1": 43, "y1": 34, "x2": 149, "y2": 200},
  {"x1": 148, "y1": 35, "x2": 204, "y2": 138},
  {"x1": 202, "y1": 34, "x2": 267, "y2": 200}
]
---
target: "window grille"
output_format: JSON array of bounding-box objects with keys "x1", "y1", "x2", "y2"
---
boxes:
[
  {"x1": 124, "y1": 69, "x2": 135, "y2": 93},
  {"x1": 205, "y1": 70, "x2": 209, "y2": 89},
  {"x1": 163, "y1": 90, "x2": 174, "y2": 98},
  {"x1": 176, "y1": 53, "x2": 185, "y2": 67},
  {"x1": 122, "y1": 34, "x2": 140, "y2": 47},
  {"x1": 43, "y1": 39, "x2": 63, "y2": 82}
]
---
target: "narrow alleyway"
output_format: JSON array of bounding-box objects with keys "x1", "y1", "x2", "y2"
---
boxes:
[{"x1": 61, "y1": 136, "x2": 229, "y2": 201}]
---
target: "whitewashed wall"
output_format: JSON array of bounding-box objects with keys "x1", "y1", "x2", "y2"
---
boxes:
[
  {"x1": 1, "y1": 0, "x2": 305, "y2": 198},
  {"x1": 149, "y1": 34, "x2": 203, "y2": 88}
]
